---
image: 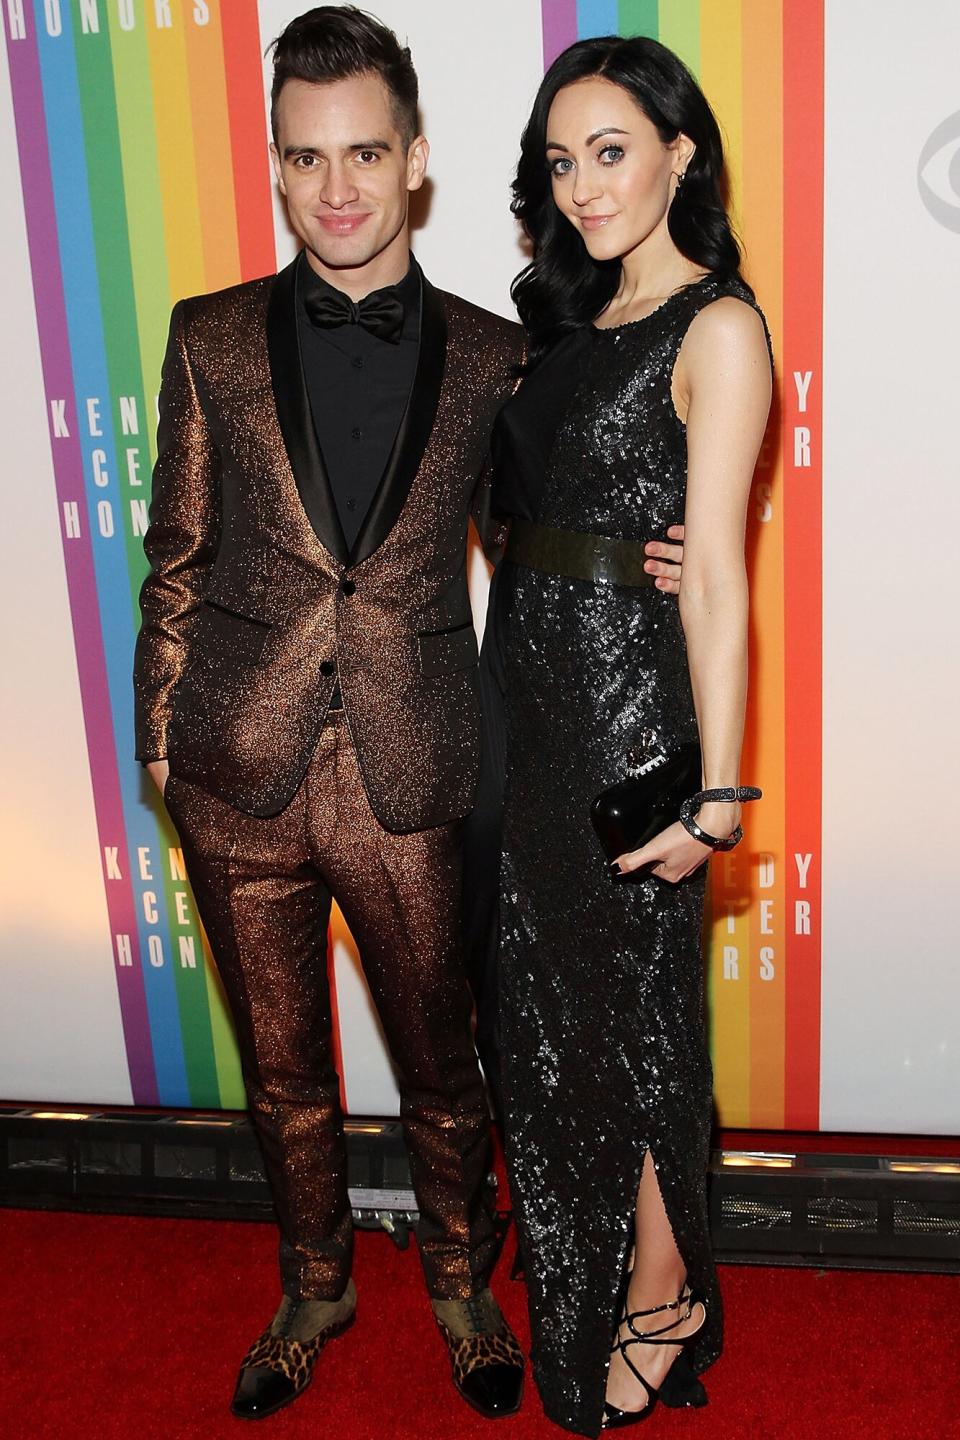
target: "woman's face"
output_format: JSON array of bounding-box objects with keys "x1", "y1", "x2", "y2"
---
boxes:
[{"x1": 545, "y1": 77, "x2": 689, "y2": 264}]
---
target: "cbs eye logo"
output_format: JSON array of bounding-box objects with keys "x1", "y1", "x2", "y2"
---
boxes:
[{"x1": 918, "y1": 110, "x2": 960, "y2": 233}]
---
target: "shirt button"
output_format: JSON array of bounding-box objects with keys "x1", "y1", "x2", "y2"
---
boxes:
[
  {"x1": 320, "y1": 660, "x2": 335, "y2": 676},
  {"x1": 351, "y1": 426, "x2": 362, "y2": 440},
  {"x1": 341, "y1": 579, "x2": 356, "y2": 596},
  {"x1": 346, "y1": 497, "x2": 356, "y2": 511},
  {"x1": 352, "y1": 356, "x2": 364, "y2": 370}
]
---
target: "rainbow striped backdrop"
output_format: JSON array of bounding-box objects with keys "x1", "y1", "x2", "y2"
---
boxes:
[
  {"x1": 6, "y1": 1, "x2": 823, "y2": 1126},
  {"x1": 542, "y1": 0, "x2": 824, "y2": 1127},
  {"x1": 5, "y1": 0, "x2": 276, "y2": 1108}
]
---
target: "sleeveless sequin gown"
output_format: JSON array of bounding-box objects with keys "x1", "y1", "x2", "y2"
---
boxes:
[{"x1": 493, "y1": 276, "x2": 769, "y2": 1437}]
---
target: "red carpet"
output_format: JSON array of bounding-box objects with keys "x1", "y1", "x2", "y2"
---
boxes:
[{"x1": 2, "y1": 1207, "x2": 957, "y2": 1440}]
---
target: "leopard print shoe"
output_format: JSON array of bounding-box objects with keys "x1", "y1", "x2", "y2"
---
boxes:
[
  {"x1": 432, "y1": 1289, "x2": 525, "y2": 1419},
  {"x1": 231, "y1": 1281, "x2": 356, "y2": 1420}
]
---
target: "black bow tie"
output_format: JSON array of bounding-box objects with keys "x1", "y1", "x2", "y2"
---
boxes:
[{"x1": 303, "y1": 284, "x2": 405, "y2": 344}]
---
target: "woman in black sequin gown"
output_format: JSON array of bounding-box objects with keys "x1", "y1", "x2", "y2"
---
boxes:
[{"x1": 492, "y1": 38, "x2": 772, "y2": 1436}]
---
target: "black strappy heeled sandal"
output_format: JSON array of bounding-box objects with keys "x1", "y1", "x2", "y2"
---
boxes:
[{"x1": 601, "y1": 1286, "x2": 707, "y2": 1430}]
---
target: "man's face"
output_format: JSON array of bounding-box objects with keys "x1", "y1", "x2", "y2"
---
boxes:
[{"x1": 271, "y1": 73, "x2": 428, "y2": 279}]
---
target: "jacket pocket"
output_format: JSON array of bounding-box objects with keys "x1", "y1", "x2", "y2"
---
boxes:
[
  {"x1": 194, "y1": 598, "x2": 273, "y2": 665},
  {"x1": 418, "y1": 621, "x2": 479, "y2": 678},
  {"x1": 203, "y1": 566, "x2": 287, "y2": 623}
]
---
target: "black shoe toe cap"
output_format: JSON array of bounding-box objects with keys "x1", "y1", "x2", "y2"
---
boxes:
[
  {"x1": 231, "y1": 1366, "x2": 299, "y2": 1420},
  {"x1": 458, "y1": 1360, "x2": 525, "y2": 1418}
]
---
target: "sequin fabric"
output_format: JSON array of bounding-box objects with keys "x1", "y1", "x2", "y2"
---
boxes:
[
  {"x1": 497, "y1": 278, "x2": 768, "y2": 1436},
  {"x1": 165, "y1": 714, "x2": 498, "y2": 1301}
]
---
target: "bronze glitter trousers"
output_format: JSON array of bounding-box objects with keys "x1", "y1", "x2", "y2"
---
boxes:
[{"x1": 164, "y1": 713, "x2": 496, "y2": 1301}]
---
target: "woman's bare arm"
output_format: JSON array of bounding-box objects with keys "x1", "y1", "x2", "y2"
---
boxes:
[{"x1": 617, "y1": 296, "x2": 771, "y2": 881}]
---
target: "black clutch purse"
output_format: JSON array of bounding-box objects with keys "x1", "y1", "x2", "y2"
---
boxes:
[{"x1": 590, "y1": 742, "x2": 702, "y2": 867}]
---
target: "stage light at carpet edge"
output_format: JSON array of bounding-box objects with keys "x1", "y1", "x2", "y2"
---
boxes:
[
  {"x1": 26, "y1": 1111, "x2": 94, "y2": 1121},
  {"x1": 722, "y1": 1153, "x2": 796, "y2": 1169},
  {"x1": 888, "y1": 1161, "x2": 960, "y2": 1175}
]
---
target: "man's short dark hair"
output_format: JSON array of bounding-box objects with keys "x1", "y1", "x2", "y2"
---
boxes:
[{"x1": 270, "y1": 6, "x2": 420, "y2": 147}]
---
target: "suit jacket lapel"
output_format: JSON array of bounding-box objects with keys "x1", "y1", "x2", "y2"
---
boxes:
[
  {"x1": 267, "y1": 254, "x2": 349, "y2": 566},
  {"x1": 351, "y1": 271, "x2": 448, "y2": 567}
]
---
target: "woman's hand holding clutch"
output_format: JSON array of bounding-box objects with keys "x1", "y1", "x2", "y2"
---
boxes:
[{"x1": 613, "y1": 801, "x2": 742, "y2": 885}]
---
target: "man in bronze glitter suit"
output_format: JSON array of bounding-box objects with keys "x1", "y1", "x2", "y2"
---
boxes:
[
  {"x1": 133, "y1": 6, "x2": 526, "y2": 1424},
  {"x1": 134, "y1": 4, "x2": 685, "y2": 1425}
]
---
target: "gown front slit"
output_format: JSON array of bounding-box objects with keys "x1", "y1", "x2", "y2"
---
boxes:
[{"x1": 493, "y1": 277, "x2": 768, "y2": 1437}]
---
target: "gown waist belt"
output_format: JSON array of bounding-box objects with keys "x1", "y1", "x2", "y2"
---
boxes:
[{"x1": 504, "y1": 516, "x2": 656, "y2": 588}]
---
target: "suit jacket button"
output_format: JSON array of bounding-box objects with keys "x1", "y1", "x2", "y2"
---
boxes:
[
  {"x1": 341, "y1": 579, "x2": 356, "y2": 596},
  {"x1": 320, "y1": 660, "x2": 335, "y2": 677}
]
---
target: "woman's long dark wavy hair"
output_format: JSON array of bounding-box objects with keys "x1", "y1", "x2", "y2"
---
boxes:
[{"x1": 512, "y1": 35, "x2": 750, "y2": 365}]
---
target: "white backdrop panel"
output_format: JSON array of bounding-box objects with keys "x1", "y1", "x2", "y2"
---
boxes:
[
  {"x1": 0, "y1": 41, "x2": 131, "y2": 1104},
  {"x1": 819, "y1": 0, "x2": 960, "y2": 1131},
  {"x1": 1, "y1": 0, "x2": 958, "y2": 1131}
]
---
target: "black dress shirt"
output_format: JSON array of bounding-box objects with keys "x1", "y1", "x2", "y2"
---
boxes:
[{"x1": 298, "y1": 255, "x2": 421, "y2": 553}]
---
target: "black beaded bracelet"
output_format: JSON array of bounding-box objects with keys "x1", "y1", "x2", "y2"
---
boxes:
[{"x1": 679, "y1": 786, "x2": 763, "y2": 851}]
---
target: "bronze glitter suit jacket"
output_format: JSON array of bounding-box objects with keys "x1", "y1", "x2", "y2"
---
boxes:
[{"x1": 133, "y1": 255, "x2": 524, "y2": 830}]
